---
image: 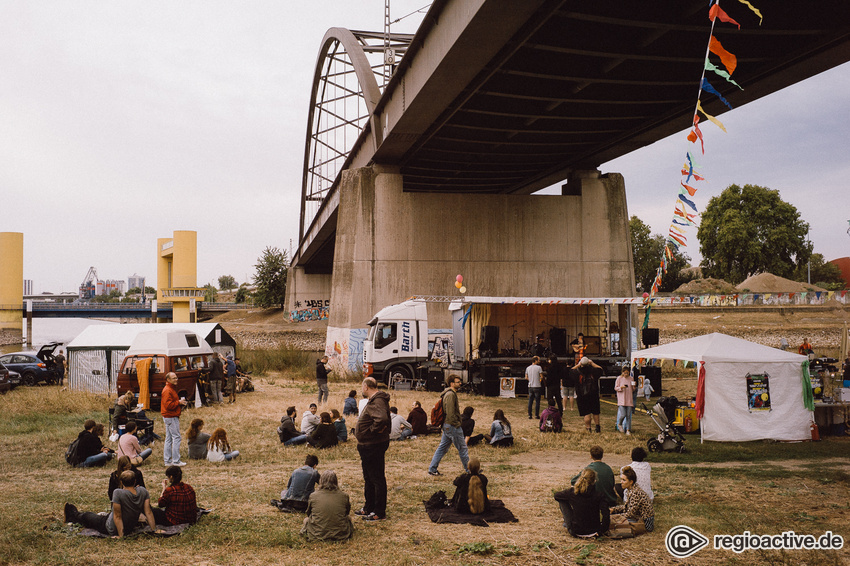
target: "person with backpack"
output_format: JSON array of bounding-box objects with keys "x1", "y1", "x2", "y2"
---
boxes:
[
  {"x1": 71, "y1": 420, "x2": 114, "y2": 468},
  {"x1": 539, "y1": 399, "x2": 563, "y2": 433},
  {"x1": 485, "y1": 409, "x2": 514, "y2": 447},
  {"x1": 427, "y1": 375, "x2": 469, "y2": 477},
  {"x1": 573, "y1": 356, "x2": 604, "y2": 433}
]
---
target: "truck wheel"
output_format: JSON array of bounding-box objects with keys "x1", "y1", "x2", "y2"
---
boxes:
[
  {"x1": 386, "y1": 365, "x2": 411, "y2": 385},
  {"x1": 22, "y1": 372, "x2": 37, "y2": 386}
]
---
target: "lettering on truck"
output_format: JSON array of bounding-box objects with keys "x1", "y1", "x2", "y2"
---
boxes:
[{"x1": 401, "y1": 322, "x2": 412, "y2": 353}]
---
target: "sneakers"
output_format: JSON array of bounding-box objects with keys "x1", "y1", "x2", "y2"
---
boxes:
[
  {"x1": 625, "y1": 430, "x2": 631, "y2": 436},
  {"x1": 173, "y1": 461, "x2": 188, "y2": 467},
  {"x1": 428, "y1": 470, "x2": 442, "y2": 476},
  {"x1": 410, "y1": 435, "x2": 417, "y2": 440},
  {"x1": 354, "y1": 508, "x2": 369, "y2": 517},
  {"x1": 594, "y1": 425, "x2": 601, "y2": 433},
  {"x1": 361, "y1": 513, "x2": 385, "y2": 521}
]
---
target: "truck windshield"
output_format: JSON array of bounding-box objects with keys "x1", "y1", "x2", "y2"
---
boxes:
[{"x1": 375, "y1": 323, "x2": 397, "y2": 349}]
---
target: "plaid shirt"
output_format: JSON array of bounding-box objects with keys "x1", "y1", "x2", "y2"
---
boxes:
[{"x1": 158, "y1": 482, "x2": 197, "y2": 525}]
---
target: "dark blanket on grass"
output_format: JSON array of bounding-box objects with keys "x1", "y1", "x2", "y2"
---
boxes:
[
  {"x1": 78, "y1": 508, "x2": 211, "y2": 537},
  {"x1": 424, "y1": 490, "x2": 517, "y2": 527}
]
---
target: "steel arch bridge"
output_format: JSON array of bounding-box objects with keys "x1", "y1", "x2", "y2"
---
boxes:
[{"x1": 299, "y1": 28, "x2": 412, "y2": 241}]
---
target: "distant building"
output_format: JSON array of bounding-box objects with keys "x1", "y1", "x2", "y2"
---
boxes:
[
  {"x1": 128, "y1": 274, "x2": 145, "y2": 291},
  {"x1": 103, "y1": 279, "x2": 125, "y2": 295},
  {"x1": 23, "y1": 279, "x2": 33, "y2": 295}
]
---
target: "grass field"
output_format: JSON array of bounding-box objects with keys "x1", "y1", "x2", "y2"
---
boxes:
[{"x1": 1, "y1": 371, "x2": 848, "y2": 566}]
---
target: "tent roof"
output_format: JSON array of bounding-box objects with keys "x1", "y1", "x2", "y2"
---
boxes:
[
  {"x1": 631, "y1": 332, "x2": 808, "y2": 364},
  {"x1": 68, "y1": 323, "x2": 225, "y2": 349}
]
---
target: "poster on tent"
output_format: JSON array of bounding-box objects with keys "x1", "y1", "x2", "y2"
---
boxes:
[{"x1": 746, "y1": 373, "x2": 771, "y2": 412}]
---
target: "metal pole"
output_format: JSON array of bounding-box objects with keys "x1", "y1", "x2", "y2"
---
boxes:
[{"x1": 25, "y1": 299, "x2": 32, "y2": 348}]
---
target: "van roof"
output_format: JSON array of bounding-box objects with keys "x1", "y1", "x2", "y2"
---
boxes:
[{"x1": 125, "y1": 330, "x2": 214, "y2": 357}]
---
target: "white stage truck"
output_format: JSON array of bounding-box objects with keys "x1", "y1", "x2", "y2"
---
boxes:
[{"x1": 362, "y1": 296, "x2": 641, "y2": 395}]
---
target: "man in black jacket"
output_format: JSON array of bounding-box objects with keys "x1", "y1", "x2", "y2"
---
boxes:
[
  {"x1": 278, "y1": 406, "x2": 308, "y2": 446},
  {"x1": 208, "y1": 354, "x2": 224, "y2": 404},
  {"x1": 316, "y1": 356, "x2": 330, "y2": 405},
  {"x1": 354, "y1": 377, "x2": 391, "y2": 521},
  {"x1": 76, "y1": 419, "x2": 114, "y2": 467}
]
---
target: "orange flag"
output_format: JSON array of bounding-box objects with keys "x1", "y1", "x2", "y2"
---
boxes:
[
  {"x1": 709, "y1": 4, "x2": 740, "y2": 29},
  {"x1": 709, "y1": 35, "x2": 737, "y2": 75}
]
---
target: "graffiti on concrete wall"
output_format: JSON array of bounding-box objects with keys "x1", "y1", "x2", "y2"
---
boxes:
[{"x1": 290, "y1": 299, "x2": 330, "y2": 322}]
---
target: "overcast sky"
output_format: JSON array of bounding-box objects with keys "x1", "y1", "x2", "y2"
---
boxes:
[{"x1": 2, "y1": 1, "x2": 848, "y2": 294}]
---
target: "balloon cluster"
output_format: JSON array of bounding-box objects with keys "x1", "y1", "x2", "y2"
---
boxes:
[{"x1": 454, "y1": 274, "x2": 467, "y2": 294}]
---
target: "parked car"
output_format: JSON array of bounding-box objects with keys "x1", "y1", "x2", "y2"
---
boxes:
[
  {"x1": 0, "y1": 343, "x2": 61, "y2": 386},
  {"x1": 0, "y1": 362, "x2": 12, "y2": 393}
]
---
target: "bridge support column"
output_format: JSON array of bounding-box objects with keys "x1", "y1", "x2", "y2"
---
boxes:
[
  {"x1": 325, "y1": 166, "x2": 635, "y2": 370},
  {"x1": 0, "y1": 232, "x2": 23, "y2": 336}
]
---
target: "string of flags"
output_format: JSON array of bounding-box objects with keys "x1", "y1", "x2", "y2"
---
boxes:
[{"x1": 647, "y1": 0, "x2": 762, "y2": 300}]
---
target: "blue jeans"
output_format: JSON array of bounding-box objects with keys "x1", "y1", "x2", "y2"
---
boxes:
[
  {"x1": 393, "y1": 429, "x2": 413, "y2": 441},
  {"x1": 616, "y1": 406, "x2": 633, "y2": 432},
  {"x1": 317, "y1": 382, "x2": 329, "y2": 405},
  {"x1": 283, "y1": 434, "x2": 308, "y2": 446},
  {"x1": 163, "y1": 417, "x2": 182, "y2": 465},
  {"x1": 224, "y1": 450, "x2": 240, "y2": 461},
  {"x1": 79, "y1": 452, "x2": 111, "y2": 467},
  {"x1": 138, "y1": 448, "x2": 153, "y2": 461},
  {"x1": 528, "y1": 387, "x2": 544, "y2": 418},
  {"x1": 428, "y1": 424, "x2": 469, "y2": 473}
]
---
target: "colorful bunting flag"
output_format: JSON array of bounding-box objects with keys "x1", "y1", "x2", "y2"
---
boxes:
[
  {"x1": 709, "y1": 35, "x2": 738, "y2": 75},
  {"x1": 701, "y1": 78, "x2": 733, "y2": 109},
  {"x1": 737, "y1": 0, "x2": 763, "y2": 25},
  {"x1": 709, "y1": 4, "x2": 741, "y2": 29}
]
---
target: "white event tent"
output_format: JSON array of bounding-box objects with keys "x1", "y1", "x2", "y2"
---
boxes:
[{"x1": 631, "y1": 333, "x2": 812, "y2": 442}]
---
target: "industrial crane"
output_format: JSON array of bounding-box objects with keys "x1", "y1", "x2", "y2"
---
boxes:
[{"x1": 79, "y1": 266, "x2": 100, "y2": 300}]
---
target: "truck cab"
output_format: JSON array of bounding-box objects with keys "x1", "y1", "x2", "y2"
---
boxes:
[{"x1": 363, "y1": 300, "x2": 430, "y2": 384}]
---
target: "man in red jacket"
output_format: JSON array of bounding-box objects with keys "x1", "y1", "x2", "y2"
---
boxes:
[{"x1": 162, "y1": 372, "x2": 188, "y2": 467}]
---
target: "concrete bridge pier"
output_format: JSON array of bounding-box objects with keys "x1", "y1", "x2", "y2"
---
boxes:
[
  {"x1": 310, "y1": 165, "x2": 634, "y2": 370},
  {"x1": 0, "y1": 232, "x2": 23, "y2": 338}
]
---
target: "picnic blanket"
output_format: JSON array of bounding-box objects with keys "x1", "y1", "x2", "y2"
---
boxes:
[
  {"x1": 423, "y1": 490, "x2": 517, "y2": 527},
  {"x1": 78, "y1": 508, "x2": 211, "y2": 537}
]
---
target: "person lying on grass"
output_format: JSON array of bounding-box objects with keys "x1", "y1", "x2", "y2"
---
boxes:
[{"x1": 65, "y1": 470, "x2": 162, "y2": 538}]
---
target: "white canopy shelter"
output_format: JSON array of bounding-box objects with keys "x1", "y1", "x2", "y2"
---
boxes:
[{"x1": 632, "y1": 333, "x2": 812, "y2": 442}]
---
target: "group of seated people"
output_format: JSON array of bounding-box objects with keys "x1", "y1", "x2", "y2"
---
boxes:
[
  {"x1": 460, "y1": 407, "x2": 515, "y2": 447},
  {"x1": 65, "y1": 461, "x2": 200, "y2": 537},
  {"x1": 187, "y1": 418, "x2": 240, "y2": 462},
  {"x1": 277, "y1": 404, "x2": 344, "y2": 448},
  {"x1": 554, "y1": 446, "x2": 654, "y2": 539}
]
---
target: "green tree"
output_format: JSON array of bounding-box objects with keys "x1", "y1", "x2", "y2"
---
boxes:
[
  {"x1": 253, "y1": 247, "x2": 288, "y2": 308},
  {"x1": 793, "y1": 253, "x2": 846, "y2": 290},
  {"x1": 698, "y1": 184, "x2": 810, "y2": 285},
  {"x1": 144, "y1": 286, "x2": 156, "y2": 295},
  {"x1": 218, "y1": 275, "x2": 237, "y2": 291},
  {"x1": 235, "y1": 284, "x2": 251, "y2": 304},
  {"x1": 203, "y1": 283, "x2": 218, "y2": 303},
  {"x1": 126, "y1": 286, "x2": 141, "y2": 294},
  {"x1": 629, "y1": 216, "x2": 692, "y2": 293}
]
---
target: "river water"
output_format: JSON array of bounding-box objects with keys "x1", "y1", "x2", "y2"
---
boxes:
[{"x1": 0, "y1": 318, "x2": 116, "y2": 355}]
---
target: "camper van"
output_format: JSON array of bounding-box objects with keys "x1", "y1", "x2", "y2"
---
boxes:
[{"x1": 116, "y1": 329, "x2": 215, "y2": 410}]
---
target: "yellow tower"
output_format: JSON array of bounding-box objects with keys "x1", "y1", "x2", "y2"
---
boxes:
[
  {"x1": 0, "y1": 233, "x2": 23, "y2": 332},
  {"x1": 157, "y1": 231, "x2": 204, "y2": 323}
]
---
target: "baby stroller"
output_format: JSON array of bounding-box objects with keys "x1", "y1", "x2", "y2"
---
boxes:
[{"x1": 638, "y1": 398, "x2": 686, "y2": 453}]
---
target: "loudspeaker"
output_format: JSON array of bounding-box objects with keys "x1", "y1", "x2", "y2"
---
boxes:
[
  {"x1": 640, "y1": 366, "x2": 662, "y2": 397},
  {"x1": 550, "y1": 328, "x2": 567, "y2": 356},
  {"x1": 482, "y1": 366, "x2": 499, "y2": 397},
  {"x1": 480, "y1": 325, "x2": 499, "y2": 353},
  {"x1": 642, "y1": 328, "x2": 660, "y2": 346},
  {"x1": 426, "y1": 371, "x2": 444, "y2": 392}
]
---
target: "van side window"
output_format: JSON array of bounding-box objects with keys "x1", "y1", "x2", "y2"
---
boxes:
[
  {"x1": 185, "y1": 334, "x2": 200, "y2": 348},
  {"x1": 375, "y1": 323, "x2": 397, "y2": 349}
]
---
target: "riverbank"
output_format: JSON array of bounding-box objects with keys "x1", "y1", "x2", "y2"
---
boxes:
[{"x1": 0, "y1": 328, "x2": 21, "y2": 347}]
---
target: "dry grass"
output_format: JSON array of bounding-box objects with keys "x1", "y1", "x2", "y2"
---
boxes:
[{"x1": 1, "y1": 375, "x2": 848, "y2": 566}]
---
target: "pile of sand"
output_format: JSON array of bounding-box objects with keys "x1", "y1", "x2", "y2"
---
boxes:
[
  {"x1": 673, "y1": 277, "x2": 737, "y2": 295},
  {"x1": 736, "y1": 272, "x2": 826, "y2": 293}
]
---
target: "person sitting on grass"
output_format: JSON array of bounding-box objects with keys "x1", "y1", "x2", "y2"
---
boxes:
[
  {"x1": 554, "y1": 468, "x2": 610, "y2": 538},
  {"x1": 152, "y1": 465, "x2": 198, "y2": 526},
  {"x1": 278, "y1": 406, "x2": 308, "y2": 446},
  {"x1": 450, "y1": 456, "x2": 490, "y2": 514},
  {"x1": 187, "y1": 418, "x2": 211, "y2": 460},
  {"x1": 390, "y1": 406, "x2": 414, "y2": 441},
  {"x1": 117, "y1": 421, "x2": 153, "y2": 465},
  {"x1": 615, "y1": 447, "x2": 654, "y2": 503},
  {"x1": 331, "y1": 409, "x2": 348, "y2": 443},
  {"x1": 65, "y1": 470, "x2": 161, "y2": 537},
  {"x1": 108, "y1": 456, "x2": 145, "y2": 501},
  {"x1": 300, "y1": 470, "x2": 354, "y2": 542},
  {"x1": 461, "y1": 406, "x2": 484, "y2": 446},
  {"x1": 343, "y1": 390, "x2": 359, "y2": 418},
  {"x1": 407, "y1": 400, "x2": 429, "y2": 436},
  {"x1": 75, "y1": 420, "x2": 114, "y2": 468},
  {"x1": 301, "y1": 403, "x2": 321, "y2": 437},
  {"x1": 276, "y1": 454, "x2": 320, "y2": 512},
  {"x1": 484, "y1": 409, "x2": 513, "y2": 447},
  {"x1": 307, "y1": 412, "x2": 339, "y2": 449},
  {"x1": 539, "y1": 399, "x2": 563, "y2": 433},
  {"x1": 571, "y1": 446, "x2": 617, "y2": 507},
  {"x1": 207, "y1": 428, "x2": 240, "y2": 462},
  {"x1": 609, "y1": 466, "x2": 654, "y2": 538}
]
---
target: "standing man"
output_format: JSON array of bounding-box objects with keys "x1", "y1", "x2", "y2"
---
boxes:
[
  {"x1": 162, "y1": 372, "x2": 188, "y2": 467},
  {"x1": 208, "y1": 353, "x2": 224, "y2": 404},
  {"x1": 545, "y1": 355, "x2": 564, "y2": 413},
  {"x1": 354, "y1": 377, "x2": 391, "y2": 521},
  {"x1": 526, "y1": 356, "x2": 544, "y2": 420},
  {"x1": 54, "y1": 349, "x2": 66, "y2": 386},
  {"x1": 225, "y1": 355, "x2": 237, "y2": 403},
  {"x1": 316, "y1": 355, "x2": 331, "y2": 405},
  {"x1": 427, "y1": 375, "x2": 469, "y2": 476},
  {"x1": 573, "y1": 357, "x2": 604, "y2": 433}
]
